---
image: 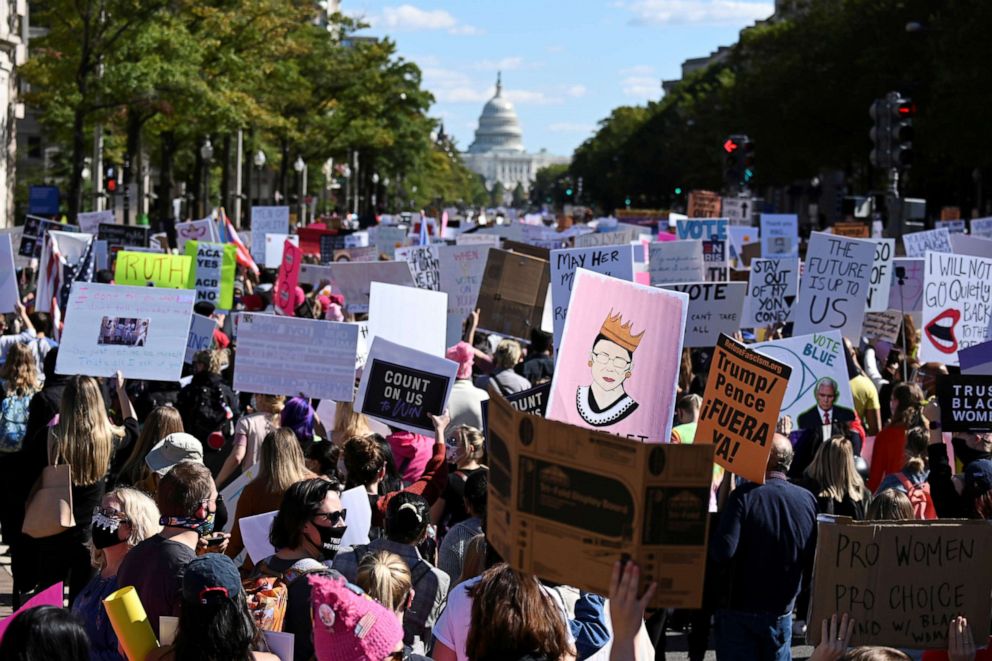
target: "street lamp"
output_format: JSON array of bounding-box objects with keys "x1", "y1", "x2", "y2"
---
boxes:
[
  {"x1": 201, "y1": 138, "x2": 214, "y2": 216},
  {"x1": 253, "y1": 150, "x2": 266, "y2": 205},
  {"x1": 294, "y1": 156, "x2": 307, "y2": 224},
  {"x1": 371, "y1": 172, "x2": 379, "y2": 211}
]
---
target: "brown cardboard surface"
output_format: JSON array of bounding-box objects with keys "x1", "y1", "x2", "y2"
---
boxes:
[
  {"x1": 808, "y1": 517, "x2": 992, "y2": 649},
  {"x1": 741, "y1": 242, "x2": 762, "y2": 266},
  {"x1": 831, "y1": 222, "x2": 870, "y2": 238},
  {"x1": 477, "y1": 249, "x2": 550, "y2": 341},
  {"x1": 688, "y1": 190, "x2": 722, "y2": 218},
  {"x1": 504, "y1": 239, "x2": 552, "y2": 261},
  {"x1": 487, "y1": 390, "x2": 714, "y2": 608}
]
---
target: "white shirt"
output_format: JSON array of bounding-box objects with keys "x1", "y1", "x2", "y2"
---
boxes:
[{"x1": 819, "y1": 407, "x2": 833, "y2": 441}]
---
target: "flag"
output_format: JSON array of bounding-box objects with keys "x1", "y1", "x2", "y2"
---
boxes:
[
  {"x1": 216, "y1": 209, "x2": 259, "y2": 277},
  {"x1": 441, "y1": 210, "x2": 449, "y2": 238},
  {"x1": 418, "y1": 211, "x2": 429, "y2": 246},
  {"x1": 37, "y1": 230, "x2": 95, "y2": 341}
]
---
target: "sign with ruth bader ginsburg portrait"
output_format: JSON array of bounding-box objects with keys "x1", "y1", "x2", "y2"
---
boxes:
[{"x1": 546, "y1": 268, "x2": 689, "y2": 444}]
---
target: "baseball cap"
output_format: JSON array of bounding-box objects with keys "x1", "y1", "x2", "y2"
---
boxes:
[
  {"x1": 145, "y1": 433, "x2": 204, "y2": 476},
  {"x1": 182, "y1": 554, "x2": 241, "y2": 605},
  {"x1": 309, "y1": 574, "x2": 403, "y2": 661},
  {"x1": 965, "y1": 459, "x2": 992, "y2": 495}
]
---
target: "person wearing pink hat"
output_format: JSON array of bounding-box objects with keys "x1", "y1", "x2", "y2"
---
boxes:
[{"x1": 444, "y1": 342, "x2": 489, "y2": 440}]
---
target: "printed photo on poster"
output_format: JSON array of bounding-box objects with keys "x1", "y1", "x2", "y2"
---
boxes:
[{"x1": 97, "y1": 317, "x2": 150, "y2": 347}]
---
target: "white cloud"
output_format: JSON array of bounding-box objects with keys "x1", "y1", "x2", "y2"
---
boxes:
[
  {"x1": 548, "y1": 122, "x2": 597, "y2": 134},
  {"x1": 621, "y1": 0, "x2": 773, "y2": 26},
  {"x1": 619, "y1": 65, "x2": 660, "y2": 99},
  {"x1": 565, "y1": 84, "x2": 587, "y2": 98},
  {"x1": 371, "y1": 4, "x2": 480, "y2": 35}
]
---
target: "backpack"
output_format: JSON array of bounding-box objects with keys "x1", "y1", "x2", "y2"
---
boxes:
[
  {"x1": 244, "y1": 557, "x2": 333, "y2": 631},
  {"x1": 895, "y1": 473, "x2": 937, "y2": 520},
  {"x1": 351, "y1": 544, "x2": 433, "y2": 590},
  {"x1": 0, "y1": 392, "x2": 32, "y2": 453},
  {"x1": 180, "y1": 383, "x2": 234, "y2": 450}
]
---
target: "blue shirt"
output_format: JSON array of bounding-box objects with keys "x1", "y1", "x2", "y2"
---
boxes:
[
  {"x1": 71, "y1": 574, "x2": 123, "y2": 661},
  {"x1": 710, "y1": 472, "x2": 818, "y2": 615}
]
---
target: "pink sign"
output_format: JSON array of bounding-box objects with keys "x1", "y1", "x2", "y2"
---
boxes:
[
  {"x1": 275, "y1": 239, "x2": 303, "y2": 315},
  {"x1": 546, "y1": 269, "x2": 688, "y2": 443},
  {"x1": 0, "y1": 582, "x2": 64, "y2": 642}
]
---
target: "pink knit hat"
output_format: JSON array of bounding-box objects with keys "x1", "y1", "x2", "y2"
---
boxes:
[
  {"x1": 309, "y1": 574, "x2": 404, "y2": 661},
  {"x1": 446, "y1": 341, "x2": 475, "y2": 379}
]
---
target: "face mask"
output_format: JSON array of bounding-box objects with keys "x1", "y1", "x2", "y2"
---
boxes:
[
  {"x1": 309, "y1": 524, "x2": 348, "y2": 559},
  {"x1": 446, "y1": 442, "x2": 464, "y2": 464},
  {"x1": 91, "y1": 511, "x2": 127, "y2": 550},
  {"x1": 160, "y1": 510, "x2": 216, "y2": 537},
  {"x1": 213, "y1": 497, "x2": 228, "y2": 533}
]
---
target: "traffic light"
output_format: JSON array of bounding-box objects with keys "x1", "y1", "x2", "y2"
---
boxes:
[
  {"x1": 869, "y1": 92, "x2": 914, "y2": 170},
  {"x1": 723, "y1": 134, "x2": 751, "y2": 190},
  {"x1": 674, "y1": 187, "x2": 683, "y2": 195},
  {"x1": 565, "y1": 187, "x2": 573, "y2": 197},
  {"x1": 105, "y1": 164, "x2": 118, "y2": 193},
  {"x1": 743, "y1": 141, "x2": 755, "y2": 183}
]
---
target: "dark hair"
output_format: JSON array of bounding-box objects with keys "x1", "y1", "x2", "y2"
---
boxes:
[
  {"x1": 529, "y1": 329, "x2": 552, "y2": 354},
  {"x1": 28, "y1": 312, "x2": 52, "y2": 337},
  {"x1": 95, "y1": 269, "x2": 115, "y2": 284},
  {"x1": 306, "y1": 440, "x2": 342, "y2": 481},
  {"x1": 384, "y1": 492, "x2": 430, "y2": 545},
  {"x1": 270, "y1": 478, "x2": 335, "y2": 550},
  {"x1": 0, "y1": 606, "x2": 90, "y2": 661},
  {"x1": 464, "y1": 469, "x2": 489, "y2": 520},
  {"x1": 374, "y1": 435, "x2": 403, "y2": 493},
  {"x1": 590, "y1": 333, "x2": 632, "y2": 361},
  {"x1": 343, "y1": 435, "x2": 387, "y2": 487},
  {"x1": 174, "y1": 590, "x2": 260, "y2": 661},
  {"x1": 158, "y1": 461, "x2": 213, "y2": 517}
]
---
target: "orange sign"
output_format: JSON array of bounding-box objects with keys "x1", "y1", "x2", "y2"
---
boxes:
[
  {"x1": 687, "y1": 190, "x2": 722, "y2": 218},
  {"x1": 831, "y1": 222, "x2": 870, "y2": 238}
]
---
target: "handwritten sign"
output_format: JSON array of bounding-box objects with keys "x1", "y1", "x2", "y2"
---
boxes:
[
  {"x1": 115, "y1": 252, "x2": 193, "y2": 289},
  {"x1": 866, "y1": 239, "x2": 895, "y2": 312},
  {"x1": 949, "y1": 233, "x2": 992, "y2": 260},
  {"x1": 970, "y1": 217, "x2": 992, "y2": 239},
  {"x1": 77, "y1": 210, "x2": 114, "y2": 236},
  {"x1": 921, "y1": 252, "x2": 992, "y2": 365},
  {"x1": 233, "y1": 313, "x2": 359, "y2": 402},
  {"x1": 318, "y1": 261, "x2": 414, "y2": 314},
  {"x1": 832, "y1": 222, "x2": 870, "y2": 238},
  {"x1": 698, "y1": 334, "x2": 791, "y2": 483},
  {"x1": 395, "y1": 245, "x2": 441, "y2": 291},
  {"x1": 661, "y1": 282, "x2": 746, "y2": 348},
  {"x1": 903, "y1": 228, "x2": 952, "y2": 258},
  {"x1": 368, "y1": 225, "x2": 409, "y2": 258},
  {"x1": 742, "y1": 258, "x2": 798, "y2": 328},
  {"x1": 862, "y1": 310, "x2": 903, "y2": 344},
  {"x1": 648, "y1": 240, "x2": 704, "y2": 286},
  {"x1": 687, "y1": 190, "x2": 721, "y2": 218},
  {"x1": 185, "y1": 241, "x2": 236, "y2": 310},
  {"x1": 438, "y1": 245, "x2": 491, "y2": 347},
  {"x1": 250, "y1": 206, "x2": 290, "y2": 258},
  {"x1": 792, "y1": 232, "x2": 875, "y2": 340},
  {"x1": 185, "y1": 314, "x2": 217, "y2": 363},
  {"x1": 760, "y1": 214, "x2": 798, "y2": 258},
  {"x1": 722, "y1": 197, "x2": 753, "y2": 225}
]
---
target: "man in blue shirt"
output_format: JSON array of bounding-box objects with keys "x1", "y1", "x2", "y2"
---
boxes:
[{"x1": 710, "y1": 433, "x2": 818, "y2": 661}]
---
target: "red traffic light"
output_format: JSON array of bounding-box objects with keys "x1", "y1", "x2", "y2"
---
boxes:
[
  {"x1": 723, "y1": 139, "x2": 739, "y2": 153},
  {"x1": 106, "y1": 180, "x2": 117, "y2": 192},
  {"x1": 896, "y1": 101, "x2": 916, "y2": 117}
]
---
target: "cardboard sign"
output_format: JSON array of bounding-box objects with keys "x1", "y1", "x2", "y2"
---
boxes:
[
  {"x1": 488, "y1": 391, "x2": 714, "y2": 608},
  {"x1": 264, "y1": 233, "x2": 299, "y2": 269},
  {"x1": 275, "y1": 240, "x2": 303, "y2": 315},
  {"x1": 550, "y1": 246, "x2": 635, "y2": 354},
  {"x1": 676, "y1": 218, "x2": 727, "y2": 241},
  {"x1": 949, "y1": 233, "x2": 992, "y2": 260},
  {"x1": 727, "y1": 225, "x2": 759, "y2": 266},
  {"x1": 921, "y1": 252, "x2": 992, "y2": 365},
  {"x1": 234, "y1": 313, "x2": 359, "y2": 402},
  {"x1": 792, "y1": 232, "x2": 875, "y2": 340},
  {"x1": 903, "y1": 228, "x2": 952, "y2": 258},
  {"x1": 332, "y1": 246, "x2": 379, "y2": 262},
  {"x1": 862, "y1": 310, "x2": 903, "y2": 343},
  {"x1": 940, "y1": 206, "x2": 962, "y2": 221},
  {"x1": 698, "y1": 334, "x2": 791, "y2": 483},
  {"x1": 185, "y1": 313, "x2": 217, "y2": 364},
  {"x1": 185, "y1": 241, "x2": 237, "y2": 310},
  {"x1": 661, "y1": 282, "x2": 747, "y2": 348},
  {"x1": 77, "y1": 210, "x2": 114, "y2": 236},
  {"x1": 687, "y1": 190, "x2": 721, "y2": 218},
  {"x1": 936, "y1": 374, "x2": 992, "y2": 432},
  {"x1": 970, "y1": 217, "x2": 992, "y2": 239},
  {"x1": 648, "y1": 240, "x2": 705, "y2": 286},
  {"x1": 547, "y1": 269, "x2": 688, "y2": 443},
  {"x1": 702, "y1": 239, "x2": 728, "y2": 281},
  {"x1": 355, "y1": 337, "x2": 457, "y2": 436},
  {"x1": 832, "y1": 222, "x2": 870, "y2": 238},
  {"x1": 476, "y1": 249, "x2": 550, "y2": 342},
  {"x1": 315, "y1": 261, "x2": 414, "y2": 314},
  {"x1": 56, "y1": 283, "x2": 195, "y2": 381},
  {"x1": 395, "y1": 245, "x2": 442, "y2": 291},
  {"x1": 367, "y1": 282, "x2": 447, "y2": 357},
  {"x1": 0, "y1": 234, "x2": 18, "y2": 313},
  {"x1": 752, "y1": 331, "x2": 854, "y2": 422},
  {"x1": 760, "y1": 214, "x2": 799, "y2": 258},
  {"x1": 936, "y1": 219, "x2": 966, "y2": 234},
  {"x1": 250, "y1": 206, "x2": 290, "y2": 258},
  {"x1": 456, "y1": 233, "x2": 501, "y2": 247},
  {"x1": 742, "y1": 258, "x2": 798, "y2": 328},
  {"x1": 175, "y1": 217, "x2": 219, "y2": 253},
  {"x1": 572, "y1": 225, "x2": 645, "y2": 249},
  {"x1": 504, "y1": 382, "x2": 552, "y2": 416},
  {"x1": 808, "y1": 518, "x2": 992, "y2": 649},
  {"x1": 437, "y1": 245, "x2": 491, "y2": 347},
  {"x1": 889, "y1": 258, "x2": 924, "y2": 312},
  {"x1": 866, "y1": 238, "x2": 895, "y2": 312},
  {"x1": 722, "y1": 197, "x2": 754, "y2": 225},
  {"x1": 115, "y1": 251, "x2": 193, "y2": 289},
  {"x1": 368, "y1": 224, "x2": 409, "y2": 258}
]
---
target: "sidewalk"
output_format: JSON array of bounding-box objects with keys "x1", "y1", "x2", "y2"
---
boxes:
[{"x1": 0, "y1": 544, "x2": 12, "y2": 618}]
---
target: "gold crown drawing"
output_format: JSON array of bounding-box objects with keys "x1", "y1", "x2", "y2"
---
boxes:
[{"x1": 599, "y1": 310, "x2": 645, "y2": 353}]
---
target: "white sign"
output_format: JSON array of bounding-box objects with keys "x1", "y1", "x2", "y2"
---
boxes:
[
  {"x1": 950, "y1": 233, "x2": 992, "y2": 260},
  {"x1": 863, "y1": 310, "x2": 903, "y2": 343},
  {"x1": 648, "y1": 240, "x2": 704, "y2": 285},
  {"x1": 56, "y1": 283, "x2": 195, "y2": 381},
  {"x1": 368, "y1": 225, "x2": 408, "y2": 259},
  {"x1": 395, "y1": 245, "x2": 441, "y2": 291},
  {"x1": 456, "y1": 233, "x2": 501, "y2": 247},
  {"x1": 742, "y1": 258, "x2": 799, "y2": 328},
  {"x1": 921, "y1": 252, "x2": 992, "y2": 366},
  {"x1": 760, "y1": 214, "x2": 799, "y2": 258},
  {"x1": 240, "y1": 511, "x2": 278, "y2": 565},
  {"x1": 660, "y1": 282, "x2": 747, "y2": 348},
  {"x1": 191, "y1": 242, "x2": 226, "y2": 309},
  {"x1": 250, "y1": 206, "x2": 290, "y2": 258},
  {"x1": 185, "y1": 313, "x2": 217, "y2": 364},
  {"x1": 265, "y1": 233, "x2": 299, "y2": 269},
  {"x1": 339, "y1": 486, "x2": 373, "y2": 547},
  {"x1": 0, "y1": 234, "x2": 18, "y2": 313},
  {"x1": 722, "y1": 197, "x2": 754, "y2": 225},
  {"x1": 368, "y1": 282, "x2": 447, "y2": 356},
  {"x1": 866, "y1": 238, "x2": 895, "y2": 312},
  {"x1": 174, "y1": 217, "x2": 219, "y2": 253},
  {"x1": 727, "y1": 225, "x2": 759, "y2": 265},
  {"x1": 318, "y1": 262, "x2": 415, "y2": 314},
  {"x1": 903, "y1": 228, "x2": 952, "y2": 258},
  {"x1": 551, "y1": 245, "x2": 635, "y2": 353},
  {"x1": 438, "y1": 245, "x2": 491, "y2": 347},
  {"x1": 572, "y1": 225, "x2": 647, "y2": 248},
  {"x1": 77, "y1": 210, "x2": 114, "y2": 236},
  {"x1": 970, "y1": 217, "x2": 992, "y2": 239},
  {"x1": 792, "y1": 232, "x2": 875, "y2": 340},
  {"x1": 233, "y1": 313, "x2": 359, "y2": 401}
]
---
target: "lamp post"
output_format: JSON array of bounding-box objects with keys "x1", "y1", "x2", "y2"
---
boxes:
[
  {"x1": 371, "y1": 172, "x2": 379, "y2": 212},
  {"x1": 201, "y1": 137, "x2": 214, "y2": 216},
  {"x1": 294, "y1": 156, "x2": 306, "y2": 225},
  {"x1": 253, "y1": 150, "x2": 266, "y2": 205}
]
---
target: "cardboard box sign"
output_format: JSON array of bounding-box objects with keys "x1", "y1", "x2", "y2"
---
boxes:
[
  {"x1": 487, "y1": 391, "x2": 714, "y2": 609},
  {"x1": 936, "y1": 374, "x2": 992, "y2": 432},
  {"x1": 808, "y1": 517, "x2": 992, "y2": 649},
  {"x1": 476, "y1": 248, "x2": 550, "y2": 341},
  {"x1": 503, "y1": 382, "x2": 552, "y2": 417}
]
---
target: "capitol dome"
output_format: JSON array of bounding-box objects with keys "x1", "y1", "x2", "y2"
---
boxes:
[{"x1": 467, "y1": 73, "x2": 524, "y2": 154}]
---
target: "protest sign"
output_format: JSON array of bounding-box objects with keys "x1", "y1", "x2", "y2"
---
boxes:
[
  {"x1": 77, "y1": 210, "x2": 114, "y2": 235},
  {"x1": 941, "y1": 206, "x2": 962, "y2": 221},
  {"x1": 687, "y1": 190, "x2": 721, "y2": 218},
  {"x1": 742, "y1": 258, "x2": 798, "y2": 328},
  {"x1": 702, "y1": 239, "x2": 728, "y2": 281},
  {"x1": 115, "y1": 251, "x2": 193, "y2": 288},
  {"x1": 36, "y1": 231, "x2": 96, "y2": 315},
  {"x1": 98, "y1": 223, "x2": 148, "y2": 255},
  {"x1": 56, "y1": 283, "x2": 195, "y2": 381},
  {"x1": 395, "y1": 245, "x2": 442, "y2": 291},
  {"x1": 504, "y1": 382, "x2": 552, "y2": 416},
  {"x1": 808, "y1": 518, "x2": 992, "y2": 649},
  {"x1": 476, "y1": 249, "x2": 550, "y2": 341},
  {"x1": 921, "y1": 252, "x2": 992, "y2": 365},
  {"x1": 308, "y1": 261, "x2": 414, "y2": 314},
  {"x1": 367, "y1": 281, "x2": 447, "y2": 356},
  {"x1": 185, "y1": 241, "x2": 237, "y2": 310},
  {"x1": 368, "y1": 224, "x2": 409, "y2": 258},
  {"x1": 233, "y1": 313, "x2": 359, "y2": 402},
  {"x1": 661, "y1": 282, "x2": 747, "y2": 348},
  {"x1": 727, "y1": 225, "x2": 759, "y2": 266},
  {"x1": 889, "y1": 258, "x2": 925, "y2": 312},
  {"x1": 698, "y1": 334, "x2": 791, "y2": 483},
  {"x1": 959, "y1": 341, "x2": 992, "y2": 376},
  {"x1": 760, "y1": 214, "x2": 799, "y2": 258},
  {"x1": 547, "y1": 269, "x2": 688, "y2": 443},
  {"x1": 648, "y1": 240, "x2": 705, "y2": 285},
  {"x1": 572, "y1": 225, "x2": 645, "y2": 249},
  {"x1": 274, "y1": 240, "x2": 303, "y2": 315},
  {"x1": 936, "y1": 219, "x2": 966, "y2": 234},
  {"x1": 0, "y1": 234, "x2": 17, "y2": 313},
  {"x1": 936, "y1": 374, "x2": 992, "y2": 432},
  {"x1": 722, "y1": 197, "x2": 754, "y2": 225},
  {"x1": 676, "y1": 218, "x2": 727, "y2": 241},
  {"x1": 970, "y1": 217, "x2": 992, "y2": 239},
  {"x1": 488, "y1": 391, "x2": 713, "y2": 608},
  {"x1": 949, "y1": 233, "x2": 992, "y2": 259},
  {"x1": 550, "y1": 246, "x2": 635, "y2": 353},
  {"x1": 240, "y1": 511, "x2": 278, "y2": 565},
  {"x1": 19, "y1": 217, "x2": 79, "y2": 258},
  {"x1": 185, "y1": 313, "x2": 217, "y2": 364},
  {"x1": 792, "y1": 232, "x2": 875, "y2": 339},
  {"x1": 752, "y1": 331, "x2": 854, "y2": 422},
  {"x1": 332, "y1": 246, "x2": 379, "y2": 262},
  {"x1": 174, "y1": 217, "x2": 219, "y2": 253},
  {"x1": 437, "y1": 244, "x2": 490, "y2": 347},
  {"x1": 866, "y1": 238, "x2": 895, "y2": 312},
  {"x1": 250, "y1": 206, "x2": 290, "y2": 258},
  {"x1": 456, "y1": 233, "x2": 501, "y2": 247},
  {"x1": 903, "y1": 228, "x2": 952, "y2": 258},
  {"x1": 863, "y1": 310, "x2": 903, "y2": 343},
  {"x1": 355, "y1": 337, "x2": 457, "y2": 436},
  {"x1": 831, "y1": 222, "x2": 870, "y2": 238},
  {"x1": 0, "y1": 582, "x2": 64, "y2": 643},
  {"x1": 264, "y1": 233, "x2": 299, "y2": 269},
  {"x1": 318, "y1": 232, "x2": 367, "y2": 263}
]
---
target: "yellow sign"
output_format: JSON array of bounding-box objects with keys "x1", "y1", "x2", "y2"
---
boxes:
[{"x1": 115, "y1": 251, "x2": 193, "y2": 288}]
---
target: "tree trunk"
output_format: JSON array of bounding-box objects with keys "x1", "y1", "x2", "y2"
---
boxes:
[
  {"x1": 158, "y1": 131, "x2": 176, "y2": 244},
  {"x1": 278, "y1": 138, "x2": 289, "y2": 204},
  {"x1": 125, "y1": 110, "x2": 142, "y2": 225},
  {"x1": 220, "y1": 134, "x2": 231, "y2": 216},
  {"x1": 192, "y1": 144, "x2": 203, "y2": 219},
  {"x1": 68, "y1": 109, "x2": 87, "y2": 220}
]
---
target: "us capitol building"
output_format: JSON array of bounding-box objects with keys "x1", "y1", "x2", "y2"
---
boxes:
[{"x1": 461, "y1": 73, "x2": 568, "y2": 195}]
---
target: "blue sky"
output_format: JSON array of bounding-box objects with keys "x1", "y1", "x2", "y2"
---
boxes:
[{"x1": 346, "y1": 1, "x2": 775, "y2": 157}]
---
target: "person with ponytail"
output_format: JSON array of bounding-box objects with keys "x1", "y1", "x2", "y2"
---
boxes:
[
  {"x1": 356, "y1": 550, "x2": 432, "y2": 661},
  {"x1": 215, "y1": 393, "x2": 285, "y2": 488},
  {"x1": 117, "y1": 406, "x2": 184, "y2": 490},
  {"x1": 869, "y1": 382, "x2": 925, "y2": 491},
  {"x1": 431, "y1": 425, "x2": 486, "y2": 533}
]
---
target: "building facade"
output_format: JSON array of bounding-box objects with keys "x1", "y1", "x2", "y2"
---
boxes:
[{"x1": 0, "y1": 0, "x2": 27, "y2": 228}]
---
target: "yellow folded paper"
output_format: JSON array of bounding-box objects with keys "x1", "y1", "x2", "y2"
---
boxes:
[{"x1": 103, "y1": 586, "x2": 159, "y2": 661}]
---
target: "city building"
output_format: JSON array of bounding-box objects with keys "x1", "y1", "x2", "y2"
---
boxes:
[
  {"x1": 0, "y1": 0, "x2": 27, "y2": 228},
  {"x1": 461, "y1": 73, "x2": 568, "y2": 196}
]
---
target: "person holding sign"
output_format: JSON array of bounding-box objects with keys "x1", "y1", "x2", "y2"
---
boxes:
[{"x1": 576, "y1": 310, "x2": 644, "y2": 427}]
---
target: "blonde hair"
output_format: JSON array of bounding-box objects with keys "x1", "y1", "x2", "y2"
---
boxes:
[
  {"x1": 356, "y1": 551, "x2": 412, "y2": 613},
  {"x1": 256, "y1": 394, "x2": 286, "y2": 427},
  {"x1": 493, "y1": 339, "x2": 523, "y2": 371},
  {"x1": 51, "y1": 376, "x2": 123, "y2": 486},
  {"x1": 257, "y1": 428, "x2": 312, "y2": 493},
  {"x1": 460, "y1": 533, "x2": 488, "y2": 584},
  {"x1": 450, "y1": 425, "x2": 485, "y2": 465},
  {"x1": 333, "y1": 401, "x2": 371, "y2": 438},
  {"x1": 194, "y1": 349, "x2": 227, "y2": 375},
  {"x1": 1, "y1": 343, "x2": 39, "y2": 396},
  {"x1": 90, "y1": 487, "x2": 163, "y2": 569},
  {"x1": 119, "y1": 406, "x2": 184, "y2": 487},
  {"x1": 804, "y1": 436, "x2": 866, "y2": 503}
]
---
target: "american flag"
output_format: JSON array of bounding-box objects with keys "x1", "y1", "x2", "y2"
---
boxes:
[
  {"x1": 216, "y1": 209, "x2": 259, "y2": 277},
  {"x1": 37, "y1": 230, "x2": 95, "y2": 341}
]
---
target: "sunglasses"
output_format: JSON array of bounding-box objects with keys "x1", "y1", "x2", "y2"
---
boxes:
[
  {"x1": 313, "y1": 509, "x2": 347, "y2": 526},
  {"x1": 93, "y1": 507, "x2": 130, "y2": 523}
]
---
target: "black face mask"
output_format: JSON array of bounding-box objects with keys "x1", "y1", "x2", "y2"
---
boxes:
[
  {"x1": 213, "y1": 496, "x2": 229, "y2": 533},
  {"x1": 91, "y1": 511, "x2": 127, "y2": 550},
  {"x1": 310, "y1": 524, "x2": 348, "y2": 559}
]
